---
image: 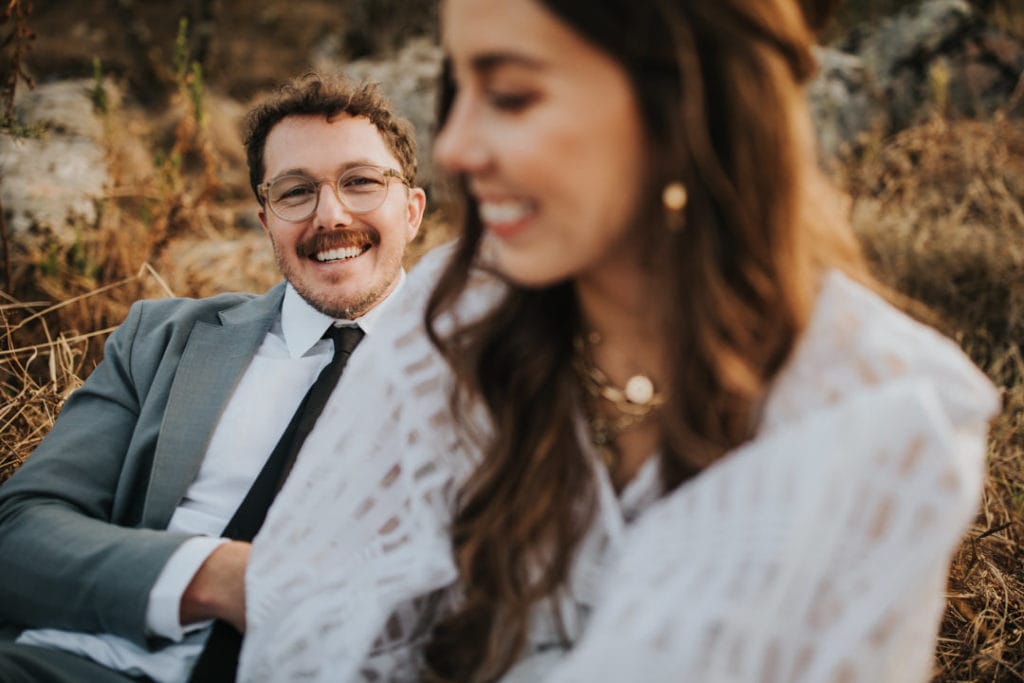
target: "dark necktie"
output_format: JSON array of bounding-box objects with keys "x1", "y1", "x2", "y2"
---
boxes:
[{"x1": 188, "y1": 324, "x2": 365, "y2": 683}]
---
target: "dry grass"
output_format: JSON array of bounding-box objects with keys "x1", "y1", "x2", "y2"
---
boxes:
[
  {"x1": 847, "y1": 117, "x2": 1024, "y2": 368},
  {"x1": 0, "y1": 82, "x2": 239, "y2": 466},
  {"x1": 0, "y1": 306, "x2": 81, "y2": 482},
  {"x1": 842, "y1": 114, "x2": 1024, "y2": 682}
]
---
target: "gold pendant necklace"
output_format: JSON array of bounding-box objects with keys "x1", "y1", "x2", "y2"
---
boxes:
[{"x1": 572, "y1": 333, "x2": 664, "y2": 469}]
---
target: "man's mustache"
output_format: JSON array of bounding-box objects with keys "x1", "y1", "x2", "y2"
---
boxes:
[{"x1": 296, "y1": 229, "x2": 379, "y2": 257}]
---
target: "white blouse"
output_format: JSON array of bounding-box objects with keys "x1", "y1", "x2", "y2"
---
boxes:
[{"x1": 240, "y1": 245, "x2": 999, "y2": 683}]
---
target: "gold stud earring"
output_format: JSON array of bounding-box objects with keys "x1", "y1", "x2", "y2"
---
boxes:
[{"x1": 662, "y1": 181, "x2": 687, "y2": 232}]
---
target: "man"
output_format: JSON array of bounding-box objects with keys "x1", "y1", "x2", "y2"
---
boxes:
[{"x1": 0, "y1": 73, "x2": 426, "y2": 682}]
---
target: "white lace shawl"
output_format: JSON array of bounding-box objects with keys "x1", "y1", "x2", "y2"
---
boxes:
[{"x1": 240, "y1": 245, "x2": 1000, "y2": 682}]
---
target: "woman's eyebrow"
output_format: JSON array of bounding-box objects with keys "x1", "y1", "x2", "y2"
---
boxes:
[{"x1": 470, "y1": 51, "x2": 545, "y2": 75}]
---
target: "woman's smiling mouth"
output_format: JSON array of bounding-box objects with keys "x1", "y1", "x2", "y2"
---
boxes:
[{"x1": 478, "y1": 199, "x2": 536, "y2": 236}]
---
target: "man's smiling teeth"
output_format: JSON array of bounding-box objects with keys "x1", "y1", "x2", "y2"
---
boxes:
[
  {"x1": 315, "y1": 245, "x2": 366, "y2": 262},
  {"x1": 479, "y1": 200, "x2": 534, "y2": 225}
]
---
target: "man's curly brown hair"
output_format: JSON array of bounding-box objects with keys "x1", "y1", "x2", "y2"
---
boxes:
[{"x1": 243, "y1": 72, "x2": 419, "y2": 201}]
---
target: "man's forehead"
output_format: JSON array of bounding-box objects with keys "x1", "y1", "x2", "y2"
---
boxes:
[
  {"x1": 263, "y1": 114, "x2": 398, "y2": 176},
  {"x1": 271, "y1": 158, "x2": 390, "y2": 178}
]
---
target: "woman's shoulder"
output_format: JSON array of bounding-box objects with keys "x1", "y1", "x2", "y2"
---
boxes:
[
  {"x1": 548, "y1": 275, "x2": 1001, "y2": 683},
  {"x1": 762, "y1": 270, "x2": 1000, "y2": 431}
]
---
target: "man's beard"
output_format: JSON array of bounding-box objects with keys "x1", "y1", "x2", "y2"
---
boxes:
[{"x1": 272, "y1": 236, "x2": 402, "y2": 319}]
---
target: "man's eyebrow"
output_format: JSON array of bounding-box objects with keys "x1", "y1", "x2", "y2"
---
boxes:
[
  {"x1": 272, "y1": 167, "x2": 309, "y2": 178},
  {"x1": 338, "y1": 159, "x2": 387, "y2": 171}
]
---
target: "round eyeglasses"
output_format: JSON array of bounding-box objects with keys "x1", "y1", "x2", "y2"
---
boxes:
[{"x1": 258, "y1": 165, "x2": 408, "y2": 223}]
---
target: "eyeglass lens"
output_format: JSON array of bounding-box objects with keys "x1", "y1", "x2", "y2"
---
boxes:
[{"x1": 267, "y1": 166, "x2": 395, "y2": 221}]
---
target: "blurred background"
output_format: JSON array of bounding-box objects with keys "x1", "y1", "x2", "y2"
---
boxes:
[{"x1": 0, "y1": 1, "x2": 1022, "y2": 680}]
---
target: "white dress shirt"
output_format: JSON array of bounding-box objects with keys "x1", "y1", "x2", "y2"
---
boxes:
[{"x1": 18, "y1": 276, "x2": 403, "y2": 682}]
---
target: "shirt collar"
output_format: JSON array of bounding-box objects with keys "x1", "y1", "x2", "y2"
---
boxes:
[{"x1": 280, "y1": 271, "x2": 406, "y2": 359}]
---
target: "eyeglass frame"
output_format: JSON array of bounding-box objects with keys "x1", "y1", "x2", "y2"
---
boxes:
[{"x1": 257, "y1": 164, "x2": 409, "y2": 223}]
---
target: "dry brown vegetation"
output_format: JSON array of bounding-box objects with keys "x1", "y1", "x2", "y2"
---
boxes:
[{"x1": 840, "y1": 113, "x2": 1024, "y2": 682}]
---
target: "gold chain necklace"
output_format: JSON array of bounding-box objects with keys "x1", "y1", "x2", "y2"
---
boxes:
[{"x1": 572, "y1": 333, "x2": 664, "y2": 468}]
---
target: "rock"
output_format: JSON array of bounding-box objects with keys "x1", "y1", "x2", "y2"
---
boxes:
[
  {"x1": 316, "y1": 37, "x2": 444, "y2": 189},
  {"x1": 0, "y1": 79, "x2": 117, "y2": 247},
  {"x1": 980, "y1": 29, "x2": 1024, "y2": 69},
  {"x1": 808, "y1": 47, "x2": 886, "y2": 159},
  {"x1": 840, "y1": 0, "x2": 977, "y2": 130},
  {"x1": 152, "y1": 232, "x2": 279, "y2": 299},
  {"x1": 339, "y1": 0, "x2": 438, "y2": 60},
  {"x1": 810, "y1": 0, "x2": 1024, "y2": 156},
  {"x1": 851, "y1": 0, "x2": 975, "y2": 76}
]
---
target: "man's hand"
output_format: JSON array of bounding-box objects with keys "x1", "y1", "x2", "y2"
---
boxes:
[{"x1": 180, "y1": 540, "x2": 251, "y2": 632}]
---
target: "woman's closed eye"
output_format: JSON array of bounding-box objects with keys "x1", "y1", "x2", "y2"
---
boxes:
[{"x1": 487, "y1": 89, "x2": 539, "y2": 113}]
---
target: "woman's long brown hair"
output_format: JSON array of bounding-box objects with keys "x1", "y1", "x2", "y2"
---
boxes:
[{"x1": 423, "y1": 1, "x2": 865, "y2": 680}]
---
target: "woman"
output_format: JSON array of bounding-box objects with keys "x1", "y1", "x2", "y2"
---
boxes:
[{"x1": 239, "y1": 1, "x2": 999, "y2": 681}]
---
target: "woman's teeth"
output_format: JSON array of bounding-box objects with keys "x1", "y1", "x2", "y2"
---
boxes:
[{"x1": 479, "y1": 200, "x2": 533, "y2": 225}]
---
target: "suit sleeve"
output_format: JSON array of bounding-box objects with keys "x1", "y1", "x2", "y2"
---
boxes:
[{"x1": 0, "y1": 300, "x2": 194, "y2": 645}]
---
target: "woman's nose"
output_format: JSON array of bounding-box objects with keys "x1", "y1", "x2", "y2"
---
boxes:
[{"x1": 434, "y1": 95, "x2": 490, "y2": 175}]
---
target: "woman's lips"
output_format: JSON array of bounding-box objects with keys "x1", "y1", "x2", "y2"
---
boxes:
[{"x1": 478, "y1": 199, "x2": 536, "y2": 238}]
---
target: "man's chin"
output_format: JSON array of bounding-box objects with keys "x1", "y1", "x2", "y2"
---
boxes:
[
  {"x1": 282, "y1": 252, "x2": 402, "y2": 319},
  {"x1": 298, "y1": 286, "x2": 389, "y2": 320}
]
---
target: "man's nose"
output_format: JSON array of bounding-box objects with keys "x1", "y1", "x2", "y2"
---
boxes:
[{"x1": 314, "y1": 181, "x2": 354, "y2": 229}]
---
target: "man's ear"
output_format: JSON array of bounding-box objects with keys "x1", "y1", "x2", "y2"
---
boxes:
[
  {"x1": 258, "y1": 209, "x2": 269, "y2": 234},
  {"x1": 405, "y1": 187, "x2": 427, "y2": 242}
]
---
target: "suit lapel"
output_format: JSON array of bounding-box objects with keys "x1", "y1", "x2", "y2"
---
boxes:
[{"x1": 141, "y1": 284, "x2": 287, "y2": 528}]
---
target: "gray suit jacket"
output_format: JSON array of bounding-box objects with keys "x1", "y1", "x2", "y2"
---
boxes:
[{"x1": 0, "y1": 283, "x2": 287, "y2": 646}]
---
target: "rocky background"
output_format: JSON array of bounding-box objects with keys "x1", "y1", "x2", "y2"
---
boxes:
[
  {"x1": 1, "y1": 1, "x2": 1023, "y2": 681},
  {"x1": 1, "y1": 0, "x2": 1022, "y2": 290}
]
